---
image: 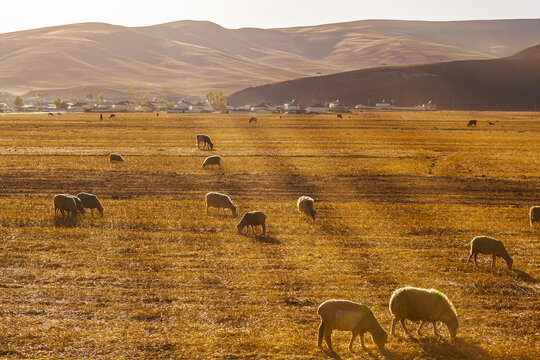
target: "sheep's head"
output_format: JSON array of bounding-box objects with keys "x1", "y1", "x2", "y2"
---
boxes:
[
  {"x1": 505, "y1": 256, "x2": 514, "y2": 270},
  {"x1": 446, "y1": 315, "x2": 459, "y2": 340},
  {"x1": 209, "y1": 142, "x2": 214, "y2": 150},
  {"x1": 231, "y1": 206, "x2": 237, "y2": 218},
  {"x1": 310, "y1": 209, "x2": 316, "y2": 220},
  {"x1": 374, "y1": 330, "x2": 388, "y2": 351}
]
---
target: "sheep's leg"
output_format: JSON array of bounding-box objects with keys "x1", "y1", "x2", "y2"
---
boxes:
[
  {"x1": 348, "y1": 329, "x2": 360, "y2": 352},
  {"x1": 324, "y1": 328, "x2": 335, "y2": 354},
  {"x1": 317, "y1": 321, "x2": 325, "y2": 348},
  {"x1": 206, "y1": 205, "x2": 209, "y2": 215},
  {"x1": 390, "y1": 318, "x2": 397, "y2": 336},
  {"x1": 466, "y1": 253, "x2": 473, "y2": 265},
  {"x1": 492, "y1": 255, "x2": 496, "y2": 269},
  {"x1": 432, "y1": 322, "x2": 440, "y2": 339},
  {"x1": 417, "y1": 321, "x2": 426, "y2": 335},
  {"x1": 400, "y1": 319, "x2": 411, "y2": 335},
  {"x1": 261, "y1": 223, "x2": 266, "y2": 235},
  {"x1": 473, "y1": 254, "x2": 478, "y2": 267}
]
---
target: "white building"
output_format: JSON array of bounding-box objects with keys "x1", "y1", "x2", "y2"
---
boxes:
[
  {"x1": 305, "y1": 103, "x2": 328, "y2": 114},
  {"x1": 329, "y1": 100, "x2": 348, "y2": 113},
  {"x1": 113, "y1": 100, "x2": 136, "y2": 112},
  {"x1": 283, "y1": 100, "x2": 302, "y2": 113},
  {"x1": 250, "y1": 103, "x2": 276, "y2": 113}
]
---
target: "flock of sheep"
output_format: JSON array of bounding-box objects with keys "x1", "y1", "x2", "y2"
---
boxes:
[{"x1": 50, "y1": 128, "x2": 540, "y2": 356}]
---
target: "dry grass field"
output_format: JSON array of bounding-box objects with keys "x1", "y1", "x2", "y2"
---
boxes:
[{"x1": 0, "y1": 111, "x2": 538, "y2": 359}]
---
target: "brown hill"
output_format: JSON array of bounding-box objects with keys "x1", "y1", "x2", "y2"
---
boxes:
[
  {"x1": 228, "y1": 44, "x2": 540, "y2": 111},
  {"x1": 0, "y1": 19, "x2": 539, "y2": 96}
]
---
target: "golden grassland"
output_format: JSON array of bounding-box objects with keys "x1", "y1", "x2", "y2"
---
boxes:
[{"x1": 0, "y1": 111, "x2": 538, "y2": 359}]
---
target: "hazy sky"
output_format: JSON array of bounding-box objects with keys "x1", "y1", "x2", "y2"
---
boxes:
[{"x1": 1, "y1": 0, "x2": 539, "y2": 33}]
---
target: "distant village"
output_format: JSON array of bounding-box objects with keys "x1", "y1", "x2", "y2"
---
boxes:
[{"x1": 0, "y1": 93, "x2": 437, "y2": 114}]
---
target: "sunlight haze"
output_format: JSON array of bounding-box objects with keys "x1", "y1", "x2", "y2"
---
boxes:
[{"x1": 1, "y1": 0, "x2": 539, "y2": 33}]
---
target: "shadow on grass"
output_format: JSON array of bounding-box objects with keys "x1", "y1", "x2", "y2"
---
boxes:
[
  {"x1": 382, "y1": 337, "x2": 494, "y2": 360},
  {"x1": 512, "y1": 269, "x2": 538, "y2": 284},
  {"x1": 53, "y1": 216, "x2": 77, "y2": 228},
  {"x1": 239, "y1": 233, "x2": 281, "y2": 244}
]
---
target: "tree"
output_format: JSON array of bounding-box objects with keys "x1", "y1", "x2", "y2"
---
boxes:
[
  {"x1": 14, "y1": 95, "x2": 24, "y2": 108},
  {"x1": 214, "y1": 91, "x2": 227, "y2": 107},
  {"x1": 205, "y1": 91, "x2": 214, "y2": 104},
  {"x1": 97, "y1": 93, "x2": 106, "y2": 104},
  {"x1": 86, "y1": 92, "x2": 94, "y2": 102},
  {"x1": 54, "y1": 98, "x2": 62, "y2": 109}
]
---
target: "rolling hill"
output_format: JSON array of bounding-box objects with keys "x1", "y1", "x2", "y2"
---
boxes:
[
  {"x1": 0, "y1": 19, "x2": 539, "y2": 96},
  {"x1": 228, "y1": 44, "x2": 540, "y2": 111}
]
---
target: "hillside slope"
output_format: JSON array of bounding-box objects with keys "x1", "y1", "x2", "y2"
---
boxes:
[
  {"x1": 0, "y1": 19, "x2": 539, "y2": 95},
  {"x1": 229, "y1": 44, "x2": 540, "y2": 110}
]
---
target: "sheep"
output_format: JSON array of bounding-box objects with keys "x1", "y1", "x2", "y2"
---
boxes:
[
  {"x1": 467, "y1": 120, "x2": 477, "y2": 127},
  {"x1": 466, "y1": 236, "x2": 513, "y2": 270},
  {"x1": 249, "y1": 116, "x2": 257, "y2": 123},
  {"x1": 202, "y1": 155, "x2": 221, "y2": 169},
  {"x1": 236, "y1": 211, "x2": 266, "y2": 235},
  {"x1": 53, "y1": 194, "x2": 77, "y2": 218},
  {"x1": 337, "y1": 114, "x2": 343, "y2": 118},
  {"x1": 109, "y1": 153, "x2": 124, "y2": 162},
  {"x1": 196, "y1": 134, "x2": 214, "y2": 150},
  {"x1": 317, "y1": 299, "x2": 388, "y2": 355},
  {"x1": 76, "y1": 192, "x2": 104, "y2": 216},
  {"x1": 109, "y1": 114, "x2": 116, "y2": 119},
  {"x1": 389, "y1": 287, "x2": 458, "y2": 342},
  {"x1": 205, "y1": 192, "x2": 237, "y2": 217},
  {"x1": 48, "y1": 112, "x2": 54, "y2": 117},
  {"x1": 530, "y1": 206, "x2": 540, "y2": 228},
  {"x1": 297, "y1": 196, "x2": 316, "y2": 221}
]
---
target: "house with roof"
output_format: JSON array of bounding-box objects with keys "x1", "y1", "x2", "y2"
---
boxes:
[
  {"x1": 283, "y1": 99, "x2": 303, "y2": 113},
  {"x1": 305, "y1": 103, "x2": 328, "y2": 114},
  {"x1": 329, "y1": 100, "x2": 348, "y2": 113},
  {"x1": 250, "y1": 103, "x2": 276, "y2": 114},
  {"x1": 68, "y1": 102, "x2": 89, "y2": 112},
  {"x1": 189, "y1": 101, "x2": 214, "y2": 113},
  {"x1": 113, "y1": 100, "x2": 135, "y2": 112}
]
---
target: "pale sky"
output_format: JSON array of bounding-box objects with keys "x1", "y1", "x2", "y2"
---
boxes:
[{"x1": 1, "y1": 0, "x2": 539, "y2": 34}]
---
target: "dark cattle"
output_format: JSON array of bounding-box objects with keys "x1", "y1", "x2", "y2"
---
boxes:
[
  {"x1": 56, "y1": 113, "x2": 62, "y2": 116},
  {"x1": 249, "y1": 117, "x2": 257, "y2": 123},
  {"x1": 156, "y1": 112, "x2": 159, "y2": 117},
  {"x1": 109, "y1": 114, "x2": 116, "y2": 119},
  {"x1": 337, "y1": 114, "x2": 343, "y2": 119},
  {"x1": 488, "y1": 122, "x2": 495, "y2": 125},
  {"x1": 467, "y1": 120, "x2": 477, "y2": 127},
  {"x1": 48, "y1": 113, "x2": 54, "y2": 117},
  {"x1": 99, "y1": 114, "x2": 103, "y2": 120}
]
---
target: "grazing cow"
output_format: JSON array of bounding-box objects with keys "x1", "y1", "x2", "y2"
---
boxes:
[
  {"x1": 488, "y1": 122, "x2": 495, "y2": 125},
  {"x1": 109, "y1": 114, "x2": 116, "y2": 119},
  {"x1": 196, "y1": 134, "x2": 214, "y2": 150},
  {"x1": 337, "y1": 114, "x2": 343, "y2": 119},
  {"x1": 100, "y1": 113, "x2": 103, "y2": 120},
  {"x1": 48, "y1": 113, "x2": 54, "y2": 117},
  {"x1": 467, "y1": 120, "x2": 477, "y2": 127},
  {"x1": 249, "y1": 117, "x2": 257, "y2": 123}
]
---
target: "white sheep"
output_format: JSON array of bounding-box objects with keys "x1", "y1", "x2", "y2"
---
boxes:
[
  {"x1": 72, "y1": 196, "x2": 85, "y2": 216},
  {"x1": 236, "y1": 211, "x2": 266, "y2": 235},
  {"x1": 76, "y1": 192, "x2": 104, "y2": 216},
  {"x1": 53, "y1": 194, "x2": 77, "y2": 218},
  {"x1": 530, "y1": 206, "x2": 540, "y2": 228},
  {"x1": 466, "y1": 236, "x2": 513, "y2": 270},
  {"x1": 297, "y1": 196, "x2": 316, "y2": 221},
  {"x1": 389, "y1": 287, "x2": 458, "y2": 341},
  {"x1": 205, "y1": 192, "x2": 237, "y2": 217},
  {"x1": 202, "y1": 155, "x2": 221, "y2": 169},
  {"x1": 196, "y1": 134, "x2": 214, "y2": 150},
  {"x1": 109, "y1": 153, "x2": 124, "y2": 162},
  {"x1": 317, "y1": 299, "x2": 387, "y2": 355}
]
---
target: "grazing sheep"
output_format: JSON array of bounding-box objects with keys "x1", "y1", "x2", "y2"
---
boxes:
[
  {"x1": 53, "y1": 194, "x2": 77, "y2": 218},
  {"x1": 297, "y1": 196, "x2": 316, "y2": 221},
  {"x1": 236, "y1": 211, "x2": 266, "y2": 235},
  {"x1": 48, "y1": 112, "x2": 54, "y2": 117},
  {"x1": 249, "y1": 117, "x2": 257, "y2": 123},
  {"x1": 337, "y1": 114, "x2": 343, "y2": 118},
  {"x1": 109, "y1": 153, "x2": 124, "y2": 162},
  {"x1": 317, "y1": 299, "x2": 387, "y2": 355},
  {"x1": 466, "y1": 236, "x2": 513, "y2": 270},
  {"x1": 76, "y1": 192, "x2": 104, "y2": 216},
  {"x1": 389, "y1": 287, "x2": 458, "y2": 341},
  {"x1": 530, "y1": 206, "x2": 540, "y2": 228},
  {"x1": 488, "y1": 122, "x2": 495, "y2": 125},
  {"x1": 196, "y1": 134, "x2": 214, "y2": 150},
  {"x1": 467, "y1": 120, "x2": 477, "y2": 127},
  {"x1": 205, "y1": 192, "x2": 237, "y2": 217},
  {"x1": 72, "y1": 196, "x2": 85, "y2": 216},
  {"x1": 56, "y1": 112, "x2": 62, "y2": 116},
  {"x1": 109, "y1": 114, "x2": 116, "y2": 119},
  {"x1": 202, "y1": 155, "x2": 221, "y2": 169}
]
